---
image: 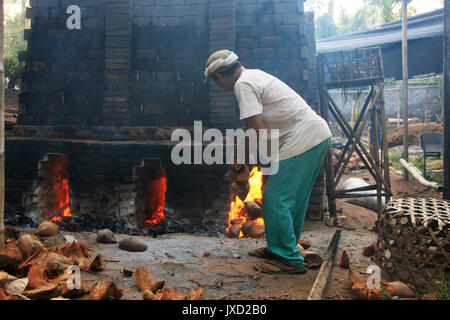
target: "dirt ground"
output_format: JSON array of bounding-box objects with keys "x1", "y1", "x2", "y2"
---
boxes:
[{"x1": 9, "y1": 166, "x2": 444, "y2": 300}]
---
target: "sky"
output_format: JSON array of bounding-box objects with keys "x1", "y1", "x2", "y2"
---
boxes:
[{"x1": 306, "y1": 0, "x2": 443, "y2": 17}]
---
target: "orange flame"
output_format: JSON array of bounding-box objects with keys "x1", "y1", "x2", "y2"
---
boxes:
[
  {"x1": 145, "y1": 176, "x2": 167, "y2": 225},
  {"x1": 50, "y1": 178, "x2": 72, "y2": 222},
  {"x1": 227, "y1": 167, "x2": 264, "y2": 238}
]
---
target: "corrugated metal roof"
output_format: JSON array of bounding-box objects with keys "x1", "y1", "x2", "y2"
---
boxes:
[{"x1": 317, "y1": 8, "x2": 443, "y2": 54}]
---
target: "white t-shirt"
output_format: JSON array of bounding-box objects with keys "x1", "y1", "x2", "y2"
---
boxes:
[{"x1": 233, "y1": 69, "x2": 332, "y2": 161}]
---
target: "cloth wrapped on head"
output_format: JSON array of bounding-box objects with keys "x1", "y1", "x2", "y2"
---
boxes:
[{"x1": 204, "y1": 49, "x2": 239, "y2": 82}]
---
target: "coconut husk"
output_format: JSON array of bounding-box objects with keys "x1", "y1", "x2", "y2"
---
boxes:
[
  {"x1": 96, "y1": 229, "x2": 117, "y2": 244},
  {"x1": 422, "y1": 293, "x2": 439, "y2": 300},
  {"x1": 86, "y1": 254, "x2": 104, "y2": 272},
  {"x1": 349, "y1": 268, "x2": 363, "y2": 287},
  {"x1": 161, "y1": 287, "x2": 186, "y2": 300},
  {"x1": 18, "y1": 246, "x2": 46, "y2": 271},
  {"x1": 27, "y1": 263, "x2": 49, "y2": 289},
  {"x1": 230, "y1": 219, "x2": 243, "y2": 225},
  {"x1": 245, "y1": 201, "x2": 262, "y2": 220},
  {"x1": 0, "y1": 289, "x2": 9, "y2": 300},
  {"x1": 26, "y1": 252, "x2": 71, "y2": 289},
  {"x1": 339, "y1": 250, "x2": 351, "y2": 268},
  {"x1": 89, "y1": 281, "x2": 123, "y2": 300},
  {"x1": 51, "y1": 241, "x2": 91, "y2": 268},
  {"x1": 23, "y1": 283, "x2": 62, "y2": 300},
  {"x1": 0, "y1": 271, "x2": 8, "y2": 282},
  {"x1": 298, "y1": 240, "x2": 311, "y2": 249},
  {"x1": 36, "y1": 221, "x2": 60, "y2": 237},
  {"x1": 367, "y1": 281, "x2": 395, "y2": 300},
  {"x1": 134, "y1": 266, "x2": 165, "y2": 293},
  {"x1": 0, "y1": 248, "x2": 23, "y2": 272},
  {"x1": 227, "y1": 224, "x2": 241, "y2": 238},
  {"x1": 142, "y1": 289, "x2": 163, "y2": 300},
  {"x1": 17, "y1": 234, "x2": 43, "y2": 259},
  {"x1": 351, "y1": 282, "x2": 368, "y2": 300},
  {"x1": 186, "y1": 287, "x2": 204, "y2": 300},
  {"x1": 362, "y1": 243, "x2": 376, "y2": 257},
  {"x1": 249, "y1": 224, "x2": 265, "y2": 239},
  {"x1": 5, "y1": 226, "x2": 19, "y2": 240},
  {"x1": 389, "y1": 281, "x2": 415, "y2": 298}
]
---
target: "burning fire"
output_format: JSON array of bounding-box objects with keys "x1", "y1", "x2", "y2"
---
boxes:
[
  {"x1": 49, "y1": 178, "x2": 71, "y2": 223},
  {"x1": 227, "y1": 167, "x2": 265, "y2": 238},
  {"x1": 145, "y1": 176, "x2": 167, "y2": 225}
]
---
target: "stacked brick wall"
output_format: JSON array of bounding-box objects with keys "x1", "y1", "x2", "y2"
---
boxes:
[
  {"x1": 235, "y1": 0, "x2": 311, "y2": 105},
  {"x1": 19, "y1": 0, "x2": 105, "y2": 126},
  {"x1": 131, "y1": 0, "x2": 210, "y2": 127}
]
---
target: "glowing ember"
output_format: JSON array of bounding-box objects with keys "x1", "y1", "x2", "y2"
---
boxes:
[
  {"x1": 145, "y1": 176, "x2": 167, "y2": 225},
  {"x1": 227, "y1": 167, "x2": 264, "y2": 238}
]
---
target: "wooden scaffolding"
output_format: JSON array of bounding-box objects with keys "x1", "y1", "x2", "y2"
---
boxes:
[{"x1": 317, "y1": 47, "x2": 392, "y2": 218}]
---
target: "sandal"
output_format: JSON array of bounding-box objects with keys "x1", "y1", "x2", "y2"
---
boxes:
[
  {"x1": 248, "y1": 247, "x2": 277, "y2": 259},
  {"x1": 253, "y1": 259, "x2": 307, "y2": 274}
]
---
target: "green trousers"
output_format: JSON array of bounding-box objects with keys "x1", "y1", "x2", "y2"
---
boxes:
[{"x1": 262, "y1": 138, "x2": 330, "y2": 267}]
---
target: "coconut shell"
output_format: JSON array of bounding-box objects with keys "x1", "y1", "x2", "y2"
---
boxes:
[
  {"x1": 24, "y1": 283, "x2": 62, "y2": 300},
  {"x1": 227, "y1": 224, "x2": 241, "y2": 238},
  {"x1": 143, "y1": 289, "x2": 162, "y2": 300},
  {"x1": 134, "y1": 266, "x2": 165, "y2": 293},
  {"x1": 96, "y1": 229, "x2": 117, "y2": 244},
  {"x1": 245, "y1": 201, "x2": 262, "y2": 220},
  {"x1": 298, "y1": 240, "x2": 311, "y2": 249},
  {"x1": 362, "y1": 243, "x2": 376, "y2": 257},
  {"x1": 87, "y1": 254, "x2": 104, "y2": 272},
  {"x1": 300, "y1": 250, "x2": 323, "y2": 268},
  {"x1": 118, "y1": 238, "x2": 147, "y2": 252},
  {"x1": 186, "y1": 287, "x2": 204, "y2": 300},
  {"x1": 249, "y1": 224, "x2": 265, "y2": 239},
  {"x1": 161, "y1": 287, "x2": 186, "y2": 300},
  {"x1": 339, "y1": 250, "x2": 351, "y2": 268},
  {"x1": 17, "y1": 234, "x2": 43, "y2": 259},
  {"x1": 0, "y1": 248, "x2": 23, "y2": 272},
  {"x1": 422, "y1": 293, "x2": 439, "y2": 300},
  {"x1": 240, "y1": 221, "x2": 253, "y2": 237},
  {"x1": 390, "y1": 281, "x2": 415, "y2": 298},
  {"x1": 61, "y1": 282, "x2": 88, "y2": 299},
  {"x1": 36, "y1": 221, "x2": 60, "y2": 237},
  {"x1": 89, "y1": 281, "x2": 123, "y2": 300}
]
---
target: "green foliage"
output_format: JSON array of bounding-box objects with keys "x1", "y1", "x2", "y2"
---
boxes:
[
  {"x1": 314, "y1": 0, "x2": 421, "y2": 39},
  {"x1": 380, "y1": 285, "x2": 393, "y2": 300},
  {"x1": 4, "y1": 0, "x2": 28, "y2": 88},
  {"x1": 433, "y1": 269, "x2": 449, "y2": 300}
]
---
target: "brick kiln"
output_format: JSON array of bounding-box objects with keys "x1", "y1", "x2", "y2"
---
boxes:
[{"x1": 5, "y1": 0, "x2": 319, "y2": 233}]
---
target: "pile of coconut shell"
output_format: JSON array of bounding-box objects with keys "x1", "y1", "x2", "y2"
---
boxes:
[
  {"x1": 337, "y1": 249, "x2": 441, "y2": 300},
  {"x1": 0, "y1": 222, "x2": 205, "y2": 300}
]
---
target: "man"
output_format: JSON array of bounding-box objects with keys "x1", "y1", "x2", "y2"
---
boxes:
[{"x1": 204, "y1": 50, "x2": 332, "y2": 274}]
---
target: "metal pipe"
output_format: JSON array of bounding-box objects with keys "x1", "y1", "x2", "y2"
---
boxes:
[{"x1": 399, "y1": 158, "x2": 444, "y2": 192}]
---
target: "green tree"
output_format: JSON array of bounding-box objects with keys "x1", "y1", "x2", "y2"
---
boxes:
[
  {"x1": 315, "y1": 0, "x2": 338, "y2": 39},
  {"x1": 4, "y1": 0, "x2": 28, "y2": 88}
]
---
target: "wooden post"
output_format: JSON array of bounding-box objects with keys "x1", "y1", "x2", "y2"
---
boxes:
[
  {"x1": 444, "y1": 0, "x2": 450, "y2": 200},
  {"x1": 317, "y1": 55, "x2": 336, "y2": 218},
  {"x1": 0, "y1": 0, "x2": 5, "y2": 250},
  {"x1": 402, "y1": 0, "x2": 409, "y2": 180}
]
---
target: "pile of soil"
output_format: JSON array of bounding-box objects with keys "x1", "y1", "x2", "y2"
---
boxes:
[{"x1": 387, "y1": 123, "x2": 443, "y2": 147}]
